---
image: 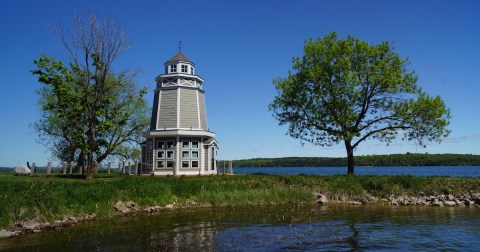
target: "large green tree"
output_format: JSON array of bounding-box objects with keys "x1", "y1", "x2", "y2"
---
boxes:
[
  {"x1": 269, "y1": 31, "x2": 451, "y2": 174},
  {"x1": 32, "y1": 12, "x2": 149, "y2": 179}
]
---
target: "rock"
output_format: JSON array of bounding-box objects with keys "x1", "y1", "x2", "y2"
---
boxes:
[
  {"x1": 314, "y1": 193, "x2": 329, "y2": 204},
  {"x1": 0, "y1": 229, "x2": 15, "y2": 238},
  {"x1": 417, "y1": 197, "x2": 427, "y2": 205},
  {"x1": 444, "y1": 200, "x2": 456, "y2": 207},
  {"x1": 447, "y1": 194, "x2": 455, "y2": 201},
  {"x1": 432, "y1": 200, "x2": 444, "y2": 207},
  {"x1": 114, "y1": 201, "x2": 129, "y2": 213},
  {"x1": 349, "y1": 201, "x2": 363, "y2": 205},
  {"x1": 125, "y1": 201, "x2": 137, "y2": 209},
  {"x1": 454, "y1": 199, "x2": 464, "y2": 206},
  {"x1": 316, "y1": 194, "x2": 328, "y2": 204},
  {"x1": 14, "y1": 165, "x2": 31, "y2": 176},
  {"x1": 22, "y1": 219, "x2": 41, "y2": 230},
  {"x1": 165, "y1": 204, "x2": 174, "y2": 209}
]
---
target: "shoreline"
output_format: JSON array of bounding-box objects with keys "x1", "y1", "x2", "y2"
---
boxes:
[
  {"x1": 1, "y1": 173, "x2": 480, "y2": 238},
  {"x1": 2, "y1": 192, "x2": 479, "y2": 239}
]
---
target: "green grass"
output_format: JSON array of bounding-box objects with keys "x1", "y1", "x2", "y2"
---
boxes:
[{"x1": 0, "y1": 173, "x2": 479, "y2": 229}]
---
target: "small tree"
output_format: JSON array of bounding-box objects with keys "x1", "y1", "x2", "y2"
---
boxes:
[
  {"x1": 31, "y1": 12, "x2": 149, "y2": 179},
  {"x1": 269, "y1": 31, "x2": 451, "y2": 174}
]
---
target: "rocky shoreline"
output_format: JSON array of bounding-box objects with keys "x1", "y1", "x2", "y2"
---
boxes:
[
  {"x1": 2, "y1": 193, "x2": 480, "y2": 239},
  {"x1": 315, "y1": 192, "x2": 480, "y2": 207}
]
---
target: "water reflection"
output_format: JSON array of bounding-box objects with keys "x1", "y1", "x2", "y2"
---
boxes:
[{"x1": 1, "y1": 204, "x2": 480, "y2": 251}]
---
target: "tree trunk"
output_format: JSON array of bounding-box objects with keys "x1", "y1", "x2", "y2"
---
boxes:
[
  {"x1": 86, "y1": 152, "x2": 94, "y2": 180},
  {"x1": 345, "y1": 140, "x2": 355, "y2": 175}
]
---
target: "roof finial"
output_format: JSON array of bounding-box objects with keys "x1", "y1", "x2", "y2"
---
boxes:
[{"x1": 178, "y1": 40, "x2": 182, "y2": 53}]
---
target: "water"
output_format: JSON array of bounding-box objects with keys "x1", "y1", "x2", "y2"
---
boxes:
[
  {"x1": 234, "y1": 166, "x2": 480, "y2": 177},
  {"x1": 1, "y1": 204, "x2": 479, "y2": 251}
]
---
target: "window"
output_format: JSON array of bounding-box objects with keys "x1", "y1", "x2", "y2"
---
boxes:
[
  {"x1": 167, "y1": 141, "x2": 174, "y2": 149},
  {"x1": 192, "y1": 161, "x2": 199, "y2": 168},
  {"x1": 182, "y1": 151, "x2": 189, "y2": 158},
  {"x1": 157, "y1": 141, "x2": 165, "y2": 149},
  {"x1": 157, "y1": 151, "x2": 165, "y2": 158},
  {"x1": 191, "y1": 66, "x2": 194, "y2": 75},
  {"x1": 170, "y1": 64, "x2": 177, "y2": 73},
  {"x1": 182, "y1": 161, "x2": 189, "y2": 168},
  {"x1": 147, "y1": 142, "x2": 153, "y2": 150},
  {"x1": 191, "y1": 142, "x2": 199, "y2": 149},
  {"x1": 192, "y1": 151, "x2": 198, "y2": 158},
  {"x1": 157, "y1": 161, "x2": 164, "y2": 169},
  {"x1": 181, "y1": 65, "x2": 188, "y2": 73},
  {"x1": 166, "y1": 161, "x2": 174, "y2": 168},
  {"x1": 147, "y1": 151, "x2": 152, "y2": 159},
  {"x1": 183, "y1": 141, "x2": 189, "y2": 148},
  {"x1": 167, "y1": 151, "x2": 174, "y2": 158}
]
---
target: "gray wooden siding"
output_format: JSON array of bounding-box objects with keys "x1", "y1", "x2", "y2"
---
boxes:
[
  {"x1": 157, "y1": 90, "x2": 177, "y2": 129},
  {"x1": 180, "y1": 88, "x2": 199, "y2": 129},
  {"x1": 203, "y1": 145, "x2": 209, "y2": 172},
  {"x1": 198, "y1": 92, "x2": 208, "y2": 130}
]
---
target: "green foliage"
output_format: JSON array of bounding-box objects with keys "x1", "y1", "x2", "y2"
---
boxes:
[
  {"x1": 269, "y1": 31, "x2": 451, "y2": 174},
  {"x1": 31, "y1": 13, "x2": 149, "y2": 179}
]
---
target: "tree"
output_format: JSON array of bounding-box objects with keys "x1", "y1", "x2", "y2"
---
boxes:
[
  {"x1": 269, "y1": 31, "x2": 451, "y2": 174},
  {"x1": 31, "y1": 12, "x2": 149, "y2": 179}
]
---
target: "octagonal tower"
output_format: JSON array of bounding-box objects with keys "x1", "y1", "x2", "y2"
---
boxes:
[{"x1": 142, "y1": 52, "x2": 218, "y2": 175}]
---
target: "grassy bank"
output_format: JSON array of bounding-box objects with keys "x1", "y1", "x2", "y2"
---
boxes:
[{"x1": 1, "y1": 173, "x2": 480, "y2": 229}]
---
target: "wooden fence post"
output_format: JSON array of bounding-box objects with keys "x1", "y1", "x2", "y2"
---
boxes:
[
  {"x1": 108, "y1": 161, "x2": 111, "y2": 174},
  {"x1": 229, "y1": 160, "x2": 233, "y2": 174},
  {"x1": 63, "y1": 162, "x2": 67, "y2": 174},
  {"x1": 30, "y1": 161, "x2": 36, "y2": 175},
  {"x1": 69, "y1": 161, "x2": 73, "y2": 174}
]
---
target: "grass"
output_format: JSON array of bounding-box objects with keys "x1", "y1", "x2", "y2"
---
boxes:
[{"x1": 0, "y1": 173, "x2": 479, "y2": 229}]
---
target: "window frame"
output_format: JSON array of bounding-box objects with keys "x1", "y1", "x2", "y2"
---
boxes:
[
  {"x1": 191, "y1": 142, "x2": 199, "y2": 149},
  {"x1": 182, "y1": 160, "x2": 189, "y2": 168},
  {"x1": 191, "y1": 151, "x2": 199, "y2": 158},
  {"x1": 192, "y1": 160, "x2": 199, "y2": 168},
  {"x1": 156, "y1": 161, "x2": 164, "y2": 169},
  {"x1": 181, "y1": 64, "x2": 188, "y2": 73},
  {"x1": 170, "y1": 64, "x2": 177, "y2": 73},
  {"x1": 157, "y1": 141, "x2": 165, "y2": 149}
]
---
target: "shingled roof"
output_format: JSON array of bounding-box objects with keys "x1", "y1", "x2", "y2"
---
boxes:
[{"x1": 166, "y1": 52, "x2": 191, "y2": 63}]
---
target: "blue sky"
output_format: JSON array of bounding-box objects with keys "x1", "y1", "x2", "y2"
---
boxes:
[{"x1": 1, "y1": 0, "x2": 479, "y2": 167}]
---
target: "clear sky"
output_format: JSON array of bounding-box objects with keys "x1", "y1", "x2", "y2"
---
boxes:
[{"x1": 0, "y1": 0, "x2": 479, "y2": 167}]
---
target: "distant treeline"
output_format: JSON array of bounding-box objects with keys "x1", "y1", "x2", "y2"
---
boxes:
[{"x1": 230, "y1": 154, "x2": 480, "y2": 167}]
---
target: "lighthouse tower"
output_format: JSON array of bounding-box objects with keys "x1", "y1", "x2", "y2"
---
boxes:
[{"x1": 142, "y1": 51, "x2": 218, "y2": 175}]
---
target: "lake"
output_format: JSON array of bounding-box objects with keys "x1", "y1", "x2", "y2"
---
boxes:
[
  {"x1": 233, "y1": 166, "x2": 480, "y2": 177},
  {"x1": 1, "y1": 204, "x2": 479, "y2": 251}
]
